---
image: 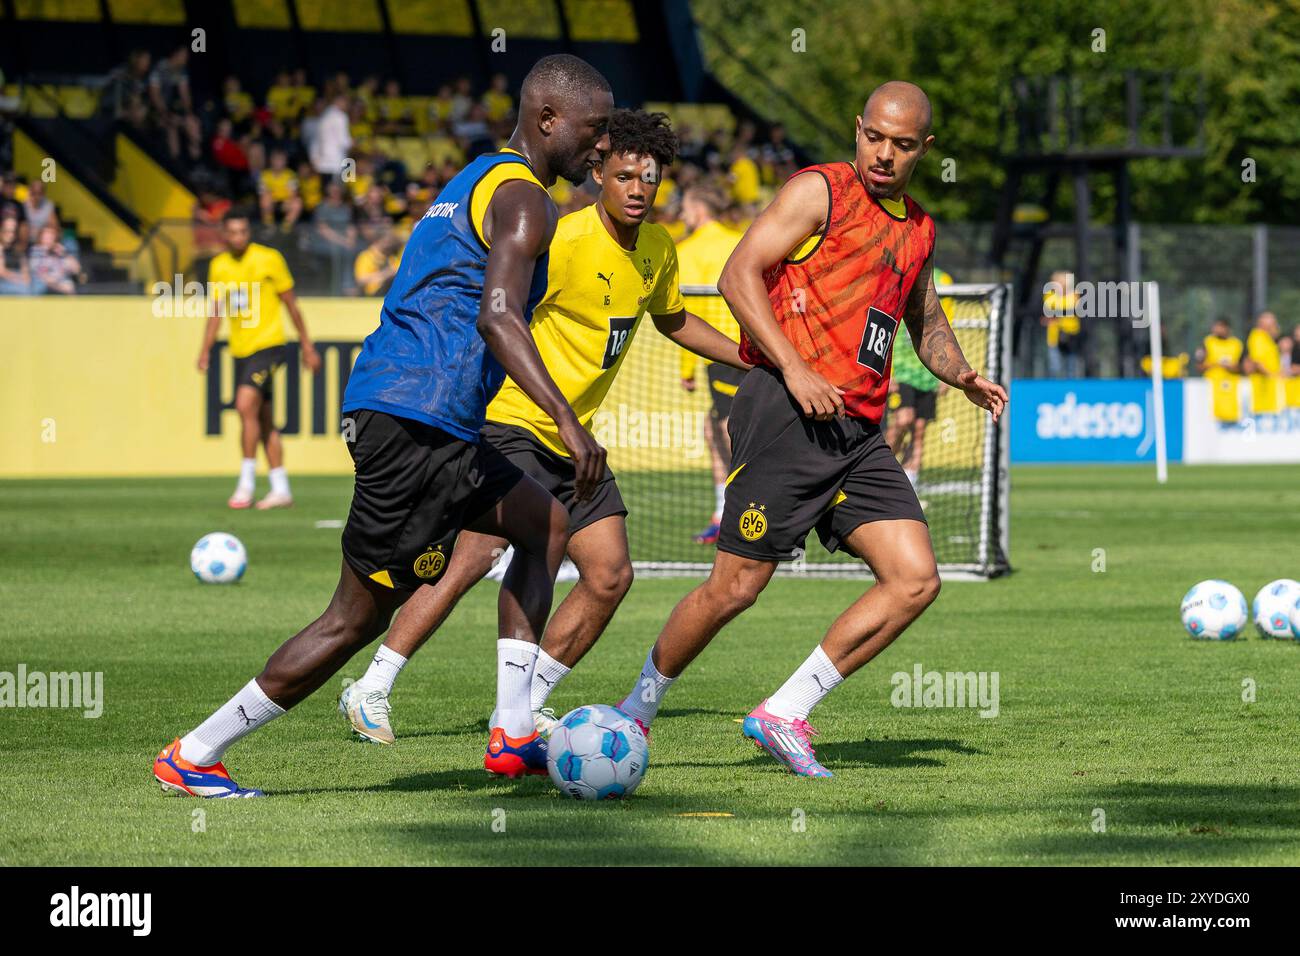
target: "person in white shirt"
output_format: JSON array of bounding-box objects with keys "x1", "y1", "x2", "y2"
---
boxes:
[{"x1": 310, "y1": 93, "x2": 352, "y2": 178}]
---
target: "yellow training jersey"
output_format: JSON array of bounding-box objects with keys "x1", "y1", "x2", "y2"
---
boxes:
[
  {"x1": 676, "y1": 219, "x2": 742, "y2": 380},
  {"x1": 1202, "y1": 334, "x2": 1243, "y2": 374},
  {"x1": 259, "y1": 169, "x2": 297, "y2": 203},
  {"x1": 487, "y1": 202, "x2": 684, "y2": 457},
  {"x1": 208, "y1": 243, "x2": 294, "y2": 358},
  {"x1": 1246, "y1": 328, "x2": 1280, "y2": 375}
]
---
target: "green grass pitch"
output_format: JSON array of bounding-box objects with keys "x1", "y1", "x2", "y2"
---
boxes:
[{"x1": 2, "y1": 465, "x2": 1299, "y2": 866}]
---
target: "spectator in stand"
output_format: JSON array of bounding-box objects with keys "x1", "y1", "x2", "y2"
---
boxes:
[
  {"x1": 759, "y1": 123, "x2": 797, "y2": 185},
  {"x1": 727, "y1": 143, "x2": 760, "y2": 207},
  {"x1": 452, "y1": 102, "x2": 495, "y2": 160},
  {"x1": 376, "y1": 79, "x2": 413, "y2": 136},
  {"x1": 22, "y1": 179, "x2": 56, "y2": 235},
  {"x1": 353, "y1": 231, "x2": 403, "y2": 296},
  {"x1": 266, "y1": 72, "x2": 301, "y2": 126},
  {"x1": 344, "y1": 155, "x2": 376, "y2": 204},
  {"x1": 28, "y1": 222, "x2": 80, "y2": 294},
  {"x1": 101, "y1": 49, "x2": 151, "y2": 127},
  {"x1": 428, "y1": 83, "x2": 455, "y2": 133},
  {"x1": 310, "y1": 93, "x2": 352, "y2": 180},
  {"x1": 223, "y1": 76, "x2": 254, "y2": 132},
  {"x1": 258, "y1": 148, "x2": 303, "y2": 231},
  {"x1": 0, "y1": 214, "x2": 32, "y2": 294},
  {"x1": 210, "y1": 118, "x2": 250, "y2": 186},
  {"x1": 148, "y1": 45, "x2": 203, "y2": 162},
  {"x1": 449, "y1": 76, "x2": 474, "y2": 123},
  {"x1": 0, "y1": 173, "x2": 27, "y2": 243},
  {"x1": 308, "y1": 178, "x2": 357, "y2": 294},
  {"x1": 355, "y1": 182, "x2": 392, "y2": 245},
  {"x1": 482, "y1": 72, "x2": 515, "y2": 137},
  {"x1": 192, "y1": 183, "x2": 233, "y2": 259}
]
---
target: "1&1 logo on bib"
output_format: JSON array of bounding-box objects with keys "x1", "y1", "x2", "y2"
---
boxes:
[{"x1": 857, "y1": 307, "x2": 899, "y2": 377}]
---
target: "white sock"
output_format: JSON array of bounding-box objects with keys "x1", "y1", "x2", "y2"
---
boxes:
[
  {"x1": 269, "y1": 466, "x2": 290, "y2": 496},
  {"x1": 530, "y1": 648, "x2": 571, "y2": 712},
  {"x1": 765, "y1": 645, "x2": 844, "y2": 722},
  {"x1": 619, "y1": 646, "x2": 676, "y2": 727},
  {"x1": 714, "y1": 482, "x2": 726, "y2": 519},
  {"x1": 237, "y1": 458, "x2": 256, "y2": 493},
  {"x1": 905, "y1": 468, "x2": 919, "y2": 487},
  {"x1": 496, "y1": 639, "x2": 539, "y2": 737},
  {"x1": 356, "y1": 644, "x2": 407, "y2": 695},
  {"x1": 179, "y1": 678, "x2": 285, "y2": 766}
]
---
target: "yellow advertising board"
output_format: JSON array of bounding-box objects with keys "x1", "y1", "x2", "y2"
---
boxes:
[{"x1": 5, "y1": 296, "x2": 380, "y2": 477}]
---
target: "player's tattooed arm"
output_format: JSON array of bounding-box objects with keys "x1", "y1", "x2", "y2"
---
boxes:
[
  {"x1": 902, "y1": 256, "x2": 969, "y2": 387},
  {"x1": 904, "y1": 256, "x2": 1008, "y2": 421},
  {"x1": 478, "y1": 180, "x2": 605, "y2": 497},
  {"x1": 651, "y1": 309, "x2": 751, "y2": 370}
]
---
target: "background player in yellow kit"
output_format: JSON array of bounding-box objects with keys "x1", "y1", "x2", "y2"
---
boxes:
[
  {"x1": 198, "y1": 209, "x2": 321, "y2": 510},
  {"x1": 339, "y1": 110, "x2": 748, "y2": 743},
  {"x1": 676, "y1": 185, "x2": 744, "y2": 544}
]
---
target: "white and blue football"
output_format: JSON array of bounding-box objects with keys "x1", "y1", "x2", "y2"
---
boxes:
[
  {"x1": 1253, "y1": 579, "x2": 1300, "y2": 639},
  {"x1": 547, "y1": 705, "x2": 648, "y2": 800},
  {"x1": 1180, "y1": 580, "x2": 1247, "y2": 640},
  {"x1": 190, "y1": 532, "x2": 247, "y2": 584}
]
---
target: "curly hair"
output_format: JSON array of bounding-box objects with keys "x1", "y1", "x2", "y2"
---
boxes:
[{"x1": 606, "y1": 108, "x2": 678, "y2": 170}]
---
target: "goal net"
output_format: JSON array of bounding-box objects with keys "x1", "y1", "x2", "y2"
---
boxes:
[{"x1": 597, "y1": 283, "x2": 1012, "y2": 579}]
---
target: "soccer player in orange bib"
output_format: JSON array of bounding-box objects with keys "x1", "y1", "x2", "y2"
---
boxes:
[{"x1": 615, "y1": 81, "x2": 1007, "y2": 777}]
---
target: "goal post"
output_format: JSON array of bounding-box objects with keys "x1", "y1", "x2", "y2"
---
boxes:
[{"x1": 598, "y1": 282, "x2": 1012, "y2": 579}]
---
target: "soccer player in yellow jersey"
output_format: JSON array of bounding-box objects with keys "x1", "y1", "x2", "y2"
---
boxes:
[
  {"x1": 339, "y1": 109, "x2": 748, "y2": 742},
  {"x1": 198, "y1": 210, "x2": 321, "y2": 510},
  {"x1": 675, "y1": 185, "x2": 743, "y2": 543}
]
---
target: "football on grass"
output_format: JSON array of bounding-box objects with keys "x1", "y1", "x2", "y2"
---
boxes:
[
  {"x1": 191, "y1": 532, "x2": 247, "y2": 584},
  {"x1": 547, "y1": 705, "x2": 648, "y2": 800}
]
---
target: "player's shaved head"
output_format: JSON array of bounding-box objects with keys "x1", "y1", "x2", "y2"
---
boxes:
[
  {"x1": 520, "y1": 54, "x2": 611, "y2": 112},
  {"x1": 864, "y1": 81, "x2": 932, "y2": 138},
  {"x1": 515, "y1": 54, "x2": 613, "y2": 186},
  {"x1": 855, "y1": 80, "x2": 935, "y2": 199}
]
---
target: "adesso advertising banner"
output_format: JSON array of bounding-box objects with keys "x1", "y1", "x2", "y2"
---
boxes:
[{"x1": 1010, "y1": 379, "x2": 1185, "y2": 463}]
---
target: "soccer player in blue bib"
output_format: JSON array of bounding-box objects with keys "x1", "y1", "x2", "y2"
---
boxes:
[{"x1": 153, "y1": 56, "x2": 614, "y2": 796}]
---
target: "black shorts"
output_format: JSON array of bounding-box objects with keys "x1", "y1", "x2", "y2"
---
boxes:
[
  {"x1": 707, "y1": 363, "x2": 747, "y2": 420},
  {"x1": 233, "y1": 345, "x2": 286, "y2": 398},
  {"x1": 481, "y1": 421, "x2": 626, "y2": 534},
  {"x1": 719, "y1": 366, "x2": 926, "y2": 562},
  {"x1": 341, "y1": 410, "x2": 524, "y2": 591},
  {"x1": 895, "y1": 382, "x2": 938, "y2": 420}
]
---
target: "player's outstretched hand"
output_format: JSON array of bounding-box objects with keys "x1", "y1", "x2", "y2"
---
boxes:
[
  {"x1": 558, "y1": 416, "x2": 606, "y2": 502},
  {"x1": 301, "y1": 341, "x2": 322, "y2": 373},
  {"x1": 680, "y1": 377, "x2": 696, "y2": 392},
  {"x1": 957, "y1": 369, "x2": 1008, "y2": 422},
  {"x1": 196, "y1": 351, "x2": 209, "y2": 372},
  {"x1": 784, "y1": 363, "x2": 845, "y2": 421}
]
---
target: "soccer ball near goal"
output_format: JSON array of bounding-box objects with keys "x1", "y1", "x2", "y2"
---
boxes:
[
  {"x1": 1180, "y1": 580, "x2": 1247, "y2": 640},
  {"x1": 547, "y1": 705, "x2": 648, "y2": 800},
  {"x1": 1254, "y1": 579, "x2": 1300, "y2": 639},
  {"x1": 191, "y1": 532, "x2": 247, "y2": 584}
]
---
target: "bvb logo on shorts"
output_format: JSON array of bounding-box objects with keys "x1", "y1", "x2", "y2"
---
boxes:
[
  {"x1": 413, "y1": 546, "x2": 446, "y2": 580},
  {"x1": 739, "y1": 503, "x2": 768, "y2": 542}
]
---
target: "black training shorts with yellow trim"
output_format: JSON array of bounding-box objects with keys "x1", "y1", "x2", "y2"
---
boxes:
[
  {"x1": 480, "y1": 420, "x2": 626, "y2": 534},
  {"x1": 718, "y1": 366, "x2": 926, "y2": 562},
  {"x1": 707, "y1": 362, "x2": 747, "y2": 420},
  {"x1": 341, "y1": 409, "x2": 523, "y2": 591},
  {"x1": 233, "y1": 345, "x2": 287, "y2": 398}
]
